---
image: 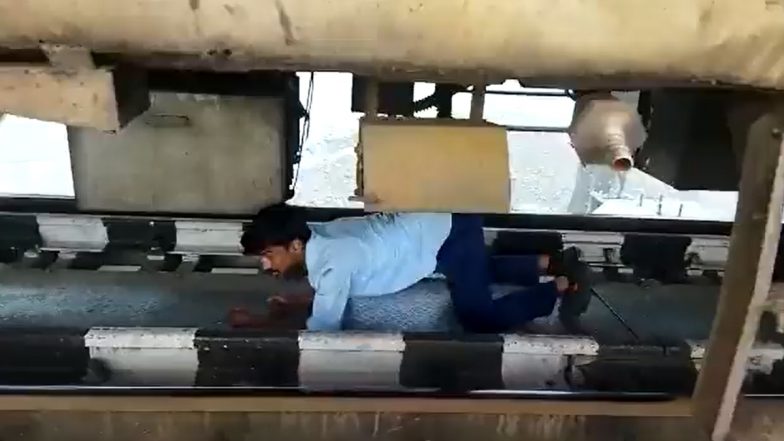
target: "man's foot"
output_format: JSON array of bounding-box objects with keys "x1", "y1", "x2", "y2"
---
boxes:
[
  {"x1": 559, "y1": 314, "x2": 590, "y2": 335},
  {"x1": 549, "y1": 246, "x2": 581, "y2": 278},
  {"x1": 555, "y1": 248, "x2": 593, "y2": 325}
]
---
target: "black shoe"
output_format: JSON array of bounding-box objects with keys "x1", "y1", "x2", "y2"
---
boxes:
[
  {"x1": 559, "y1": 314, "x2": 590, "y2": 335},
  {"x1": 549, "y1": 246, "x2": 582, "y2": 277},
  {"x1": 558, "y1": 257, "x2": 593, "y2": 321}
]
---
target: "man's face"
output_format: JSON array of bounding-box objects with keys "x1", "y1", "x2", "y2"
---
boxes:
[{"x1": 258, "y1": 240, "x2": 306, "y2": 278}]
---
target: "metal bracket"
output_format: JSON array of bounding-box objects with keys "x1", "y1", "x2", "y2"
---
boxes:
[{"x1": 40, "y1": 44, "x2": 95, "y2": 69}]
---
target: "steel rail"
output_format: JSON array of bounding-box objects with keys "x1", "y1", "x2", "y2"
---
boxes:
[{"x1": 0, "y1": 202, "x2": 736, "y2": 236}]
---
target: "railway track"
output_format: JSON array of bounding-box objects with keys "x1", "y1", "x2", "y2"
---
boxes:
[{"x1": 0, "y1": 211, "x2": 729, "y2": 280}]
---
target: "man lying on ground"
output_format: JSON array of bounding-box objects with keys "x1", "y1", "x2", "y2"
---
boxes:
[
  {"x1": 238, "y1": 204, "x2": 591, "y2": 333},
  {"x1": 231, "y1": 278, "x2": 572, "y2": 332},
  {"x1": 229, "y1": 279, "x2": 459, "y2": 332}
]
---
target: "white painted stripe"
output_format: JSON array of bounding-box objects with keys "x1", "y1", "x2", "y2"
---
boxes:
[
  {"x1": 562, "y1": 231, "x2": 624, "y2": 245},
  {"x1": 687, "y1": 340, "x2": 784, "y2": 360},
  {"x1": 747, "y1": 342, "x2": 784, "y2": 375},
  {"x1": 687, "y1": 340, "x2": 784, "y2": 376},
  {"x1": 501, "y1": 332, "x2": 595, "y2": 389},
  {"x1": 502, "y1": 353, "x2": 572, "y2": 389},
  {"x1": 85, "y1": 327, "x2": 198, "y2": 348},
  {"x1": 502, "y1": 334, "x2": 599, "y2": 356},
  {"x1": 685, "y1": 340, "x2": 705, "y2": 359},
  {"x1": 299, "y1": 350, "x2": 403, "y2": 390},
  {"x1": 298, "y1": 332, "x2": 404, "y2": 390},
  {"x1": 85, "y1": 327, "x2": 199, "y2": 386},
  {"x1": 298, "y1": 331, "x2": 406, "y2": 352},
  {"x1": 210, "y1": 268, "x2": 260, "y2": 275},
  {"x1": 37, "y1": 214, "x2": 108, "y2": 251},
  {"x1": 483, "y1": 229, "x2": 498, "y2": 245},
  {"x1": 97, "y1": 265, "x2": 141, "y2": 272},
  {"x1": 174, "y1": 220, "x2": 244, "y2": 255}
]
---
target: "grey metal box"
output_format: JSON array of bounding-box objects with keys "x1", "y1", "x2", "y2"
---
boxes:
[{"x1": 69, "y1": 92, "x2": 288, "y2": 215}]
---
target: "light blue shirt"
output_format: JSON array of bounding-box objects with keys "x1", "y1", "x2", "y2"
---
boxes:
[{"x1": 305, "y1": 213, "x2": 452, "y2": 331}]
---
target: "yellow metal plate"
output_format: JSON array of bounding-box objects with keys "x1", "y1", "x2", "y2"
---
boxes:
[{"x1": 360, "y1": 118, "x2": 510, "y2": 213}]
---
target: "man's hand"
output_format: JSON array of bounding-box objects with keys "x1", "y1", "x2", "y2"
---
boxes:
[
  {"x1": 267, "y1": 292, "x2": 314, "y2": 317},
  {"x1": 228, "y1": 292, "x2": 313, "y2": 330},
  {"x1": 266, "y1": 296, "x2": 290, "y2": 318},
  {"x1": 227, "y1": 307, "x2": 267, "y2": 328}
]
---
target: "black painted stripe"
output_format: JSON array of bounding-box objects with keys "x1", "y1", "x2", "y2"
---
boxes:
[
  {"x1": 103, "y1": 218, "x2": 176, "y2": 252},
  {"x1": 491, "y1": 230, "x2": 564, "y2": 256},
  {"x1": 0, "y1": 327, "x2": 89, "y2": 385},
  {"x1": 621, "y1": 234, "x2": 692, "y2": 282},
  {"x1": 577, "y1": 342, "x2": 698, "y2": 394},
  {"x1": 0, "y1": 214, "x2": 42, "y2": 252},
  {"x1": 399, "y1": 333, "x2": 504, "y2": 391},
  {"x1": 194, "y1": 329, "x2": 300, "y2": 387}
]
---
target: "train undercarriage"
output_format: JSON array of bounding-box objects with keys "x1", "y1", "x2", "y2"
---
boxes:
[{"x1": 2, "y1": 1, "x2": 784, "y2": 440}]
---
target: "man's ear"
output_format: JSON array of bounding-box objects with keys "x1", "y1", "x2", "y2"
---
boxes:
[{"x1": 289, "y1": 239, "x2": 304, "y2": 253}]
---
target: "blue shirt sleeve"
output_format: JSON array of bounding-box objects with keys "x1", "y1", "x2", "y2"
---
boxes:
[{"x1": 306, "y1": 266, "x2": 352, "y2": 331}]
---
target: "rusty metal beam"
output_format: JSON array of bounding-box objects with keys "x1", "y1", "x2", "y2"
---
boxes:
[
  {"x1": 4, "y1": 398, "x2": 784, "y2": 441},
  {"x1": 3, "y1": 397, "x2": 784, "y2": 440},
  {"x1": 693, "y1": 98, "x2": 784, "y2": 441},
  {"x1": 0, "y1": 408, "x2": 702, "y2": 441},
  {"x1": 0, "y1": 395, "x2": 693, "y2": 416},
  {"x1": 1, "y1": 1, "x2": 784, "y2": 90},
  {"x1": 40, "y1": 44, "x2": 95, "y2": 69},
  {"x1": 0, "y1": 65, "x2": 149, "y2": 130}
]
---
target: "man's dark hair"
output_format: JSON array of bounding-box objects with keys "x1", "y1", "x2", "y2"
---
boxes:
[{"x1": 241, "y1": 204, "x2": 312, "y2": 254}]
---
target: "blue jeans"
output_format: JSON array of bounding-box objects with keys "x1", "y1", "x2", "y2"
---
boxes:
[{"x1": 436, "y1": 214, "x2": 559, "y2": 333}]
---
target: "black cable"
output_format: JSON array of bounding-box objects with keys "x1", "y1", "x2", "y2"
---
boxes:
[
  {"x1": 412, "y1": 84, "x2": 467, "y2": 114},
  {"x1": 0, "y1": 385, "x2": 677, "y2": 401},
  {"x1": 291, "y1": 72, "x2": 315, "y2": 191}
]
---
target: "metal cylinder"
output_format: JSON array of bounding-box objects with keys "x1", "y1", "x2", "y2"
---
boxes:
[
  {"x1": 569, "y1": 93, "x2": 646, "y2": 171},
  {"x1": 604, "y1": 130, "x2": 635, "y2": 172}
]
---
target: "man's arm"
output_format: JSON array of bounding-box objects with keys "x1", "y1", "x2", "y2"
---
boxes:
[
  {"x1": 228, "y1": 305, "x2": 310, "y2": 330},
  {"x1": 306, "y1": 267, "x2": 352, "y2": 331},
  {"x1": 228, "y1": 290, "x2": 315, "y2": 330}
]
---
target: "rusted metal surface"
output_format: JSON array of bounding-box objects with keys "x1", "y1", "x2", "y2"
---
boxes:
[
  {"x1": 1, "y1": 1, "x2": 784, "y2": 90},
  {"x1": 0, "y1": 409, "x2": 702, "y2": 441},
  {"x1": 40, "y1": 44, "x2": 94, "y2": 69},
  {"x1": 0, "y1": 65, "x2": 148, "y2": 130},
  {"x1": 731, "y1": 398, "x2": 784, "y2": 441},
  {"x1": 0, "y1": 395, "x2": 694, "y2": 415},
  {"x1": 1, "y1": 398, "x2": 783, "y2": 441}
]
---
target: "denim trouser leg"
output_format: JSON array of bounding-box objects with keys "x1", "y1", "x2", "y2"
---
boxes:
[{"x1": 436, "y1": 214, "x2": 559, "y2": 333}]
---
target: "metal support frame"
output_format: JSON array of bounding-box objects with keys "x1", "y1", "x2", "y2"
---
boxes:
[
  {"x1": 483, "y1": 88, "x2": 569, "y2": 98},
  {"x1": 505, "y1": 125, "x2": 568, "y2": 133},
  {"x1": 693, "y1": 98, "x2": 784, "y2": 440},
  {"x1": 470, "y1": 83, "x2": 486, "y2": 121},
  {"x1": 0, "y1": 64, "x2": 149, "y2": 130},
  {"x1": 351, "y1": 78, "x2": 379, "y2": 203}
]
